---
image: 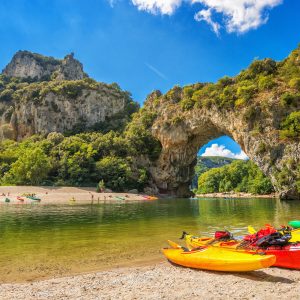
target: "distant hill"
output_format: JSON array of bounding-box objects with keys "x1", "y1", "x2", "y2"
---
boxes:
[{"x1": 191, "y1": 156, "x2": 237, "y2": 189}]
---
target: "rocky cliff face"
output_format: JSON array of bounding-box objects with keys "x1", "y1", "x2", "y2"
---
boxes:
[
  {"x1": 6, "y1": 87, "x2": 128, "y2": 140},
  {"x1": 141, "y1": 46, "x2": 300, "y2": 200},
  {"x1": 0, "y1": 51, "x2": 136, "y2": 140},
  {"x1": 2, "y1": 51, "x2": 86, "y2": 81},
  {"x1": 149, "y1": 102, "x2": 291, "y2": 197}
]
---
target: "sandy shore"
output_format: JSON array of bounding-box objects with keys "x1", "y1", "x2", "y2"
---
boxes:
[
  {"x1": 1, "y1": 262, "x2": 300, "y2": 300},
  {"x1": 0, "y1": 186, "x2": 152, "y2": 204},
  {"x1": 196, "y1": 192, "x2": 277, "y2": 199}
]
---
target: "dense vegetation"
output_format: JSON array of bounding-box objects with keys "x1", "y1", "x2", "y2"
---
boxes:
[
  {"x1": 0, "y1": 117, "x2": 161, "y2": 191},
  {"x1": 195, "y1": 156, "x2": 235, "y2": 177},
  {"x1": 197, "y1": 160, "x2": 274, "y2": 195},
  {"x1": 191, "y1": 156, "x2": 235, "y2": 188}
]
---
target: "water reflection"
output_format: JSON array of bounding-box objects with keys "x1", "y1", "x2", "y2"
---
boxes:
[{"x1": 0, "y1": 197, "x2": 300, "y2": 282}]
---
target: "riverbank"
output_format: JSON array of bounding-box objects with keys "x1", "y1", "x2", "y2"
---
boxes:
[
  {"x1": 1, "y1": 262, "x2": 299, "y2": 300},
  {"x1": 196, "y1": 192, "x2": 277, "y2": 199},
  {"x1": 0, "y1": 186, "x2": 151, "y2": 204}
]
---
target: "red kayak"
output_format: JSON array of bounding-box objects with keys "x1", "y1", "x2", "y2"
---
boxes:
[
  {"x1": 185, "y1": 226, "x2": 300, "y2": 270},
  {"x1": 244, "y1": 225, "x2": 300, "y2": 269},
  {"x1": 263, "y1": 244, "x2": 300, "y2": 269}
]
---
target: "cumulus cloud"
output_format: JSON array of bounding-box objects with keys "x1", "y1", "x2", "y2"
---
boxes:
[
  {"x1": 201, "y1": 144, "x2": 249, "y2": 160},
  {"x1": 194, "y1": 7, "x2": 220, "y2": 35},
  {"x1": 126, "y1": 0, "x2": 283, "y2": 34},
  {"x1": 193, "y1": 0, "x2": 283, "y2": 34},
  {"x1": 131, "y1": 0, "x2": 183, "y2": 15}
]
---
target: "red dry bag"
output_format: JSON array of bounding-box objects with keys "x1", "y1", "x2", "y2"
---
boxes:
[{"x1": 215, "y1": 231, "x2": 231, "y2": 240}]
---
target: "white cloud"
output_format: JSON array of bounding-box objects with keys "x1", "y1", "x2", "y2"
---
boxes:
[
  {"x1": 194, "y1": 7, "x2": 220, "y2": 35},
  {"x1": 126, "y1": 0, "x2": 283, "y2": 34},
  {"x1": 201, "y1": 143, "x2": 249, "y2": 160},
  {"x1": 131, "y1": 0, "x2": 183, "y2": 15},
  {"x1": 193, "y1": 0, "x2": 283, "y2": 34}
]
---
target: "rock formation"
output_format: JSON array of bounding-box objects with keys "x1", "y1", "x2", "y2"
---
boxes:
[
  {"x1": 149, "y1": 101, "x2": 293, "y2": 198},
  {"x1": 0, "y1": 51, "x2": 136, "y2": 140},
  {"x1": 141, "y1": 46, "x2": 300, "y2": 200},
  {"x1": 2, "y1": 51, "x2": 86, "y2": 81}
]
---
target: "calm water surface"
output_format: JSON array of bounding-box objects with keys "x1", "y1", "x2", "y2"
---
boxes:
[{"x1": 1, "y1": 197, "x2": 300, "y2": 282}]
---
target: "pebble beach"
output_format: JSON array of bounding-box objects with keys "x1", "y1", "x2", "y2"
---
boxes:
[{"x1": 1, "y1": 262, "x2": 300, "y2": 300}]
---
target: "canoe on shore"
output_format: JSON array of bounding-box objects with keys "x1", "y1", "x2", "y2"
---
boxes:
[
  {"x1": 163, "y1": 241, "x2": 276, "y2": 272},
  {"x1": 184, "y1": 234, "x2": 300, "y2": 270}
]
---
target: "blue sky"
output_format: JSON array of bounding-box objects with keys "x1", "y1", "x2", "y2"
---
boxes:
[{"x1": 0, "y1": 0, "x2": 299, "y2": 157}]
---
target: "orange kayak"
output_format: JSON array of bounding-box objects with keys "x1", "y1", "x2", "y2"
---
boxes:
[
  {"x1": 162, "y1": 241, "x2": 276, "y2": 272},
  {"x1": 184, "y1": 234, "x2": 300, "y2": 270}
]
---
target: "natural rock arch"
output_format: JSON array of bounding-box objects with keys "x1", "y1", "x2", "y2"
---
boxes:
[{"x1": 144, "y1": 87, "x2": 300, "y2": 200}]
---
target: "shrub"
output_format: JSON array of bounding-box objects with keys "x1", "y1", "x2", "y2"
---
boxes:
[
  {"x1": 237, "y1": 83, "x2": 257, "y2": 102},
  {"x1": 235, "y1": 98, "x2": 246, "y2": 107},
  {"x1": 280, "y1": 92, "x2": 300, "y2": 107},
  {"x1": 274, "y1": 167, "x2": 293, "y2": 187},
  {"x1": 217, "y1": 76, "x2": 233, "y2": 87},
  {"x1": 166, "y1": 85, "x2": 182, "y2": 102},
  {"x1": 180, "y1": 98, "x2": 195, "y2": 110},
  {"x1": 182, "y1": 86, "x2": 194, "y2": 98},
  {"x1": 279, "y1": 111, "x2": 300, "y2": 139},
  {"x1": 219, "y1": 85, "x2": 237, "y2": 108},
  {"x1": 243, "y1": 105, "x2": 258, "y2": 122},
  {"x1": 0, "y1": 89, "x2": 14, "y2": 102},
  {"x1": 47, "y1": 132, "x2": 65, "y2": 145},
  {"x1": 248, "y1": 59, "x2": 277, "y2": 76},
  {"x1": 256, "y1": 142, "x2": 268, "y2": 154},
  {"x1": 192, "y1": 89, "x2": 204, "y2": 102},
  {"x1": 258, "y1": 75, "x2": 276, "y2": 90},
  {"x1": 289, "y1": 78, "x2": 300, "y2": 91}
]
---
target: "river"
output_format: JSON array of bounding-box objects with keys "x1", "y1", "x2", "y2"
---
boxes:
[{"x1": 0, "y1": 197, "x2": 299, "y2": 282}]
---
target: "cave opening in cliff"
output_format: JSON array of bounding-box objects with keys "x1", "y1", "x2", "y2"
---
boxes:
[{"x1": 190, "y1": 135, "x2": 249, "y2": 191}]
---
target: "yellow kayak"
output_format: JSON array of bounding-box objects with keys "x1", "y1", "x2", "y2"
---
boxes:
[
  {"x1": 248, "y1": 225, "x2": 300, "y2": 243},
  {"x1": 162, "y1": 241, "x2": 275, "y2": 272}
]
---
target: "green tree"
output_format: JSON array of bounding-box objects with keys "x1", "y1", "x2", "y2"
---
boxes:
[
  {"x1": 197, "y1": 160, "x2": 274, "y2": 195},
  {"x1": 95, "y1": 157, "x2": 133, "y2": 191},
  {"x1": 1, "y1": 147, "x2": 51, "y2": 185}
]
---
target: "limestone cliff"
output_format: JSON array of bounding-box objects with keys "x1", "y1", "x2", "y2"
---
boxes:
[
  {"x1": 0, "y1": 52, "x2": 137, "y2": 140},
  {"x1": 139, "y1": 46, "x2": 300, "y2": 200},
  {"x1": 2, "y1": 51, "x2": 87, "y2": 81}
]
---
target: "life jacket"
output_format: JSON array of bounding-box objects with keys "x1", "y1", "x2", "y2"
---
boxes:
[
  {"x1": 244, "y1": 224, "x2": 291, "y2": 248},
  {"x1": 243, "y1": 224, "x2": 277, "y2": 243},
  {"x1": 256, "y1": 232, "x2": 291, "y2": 248}
]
